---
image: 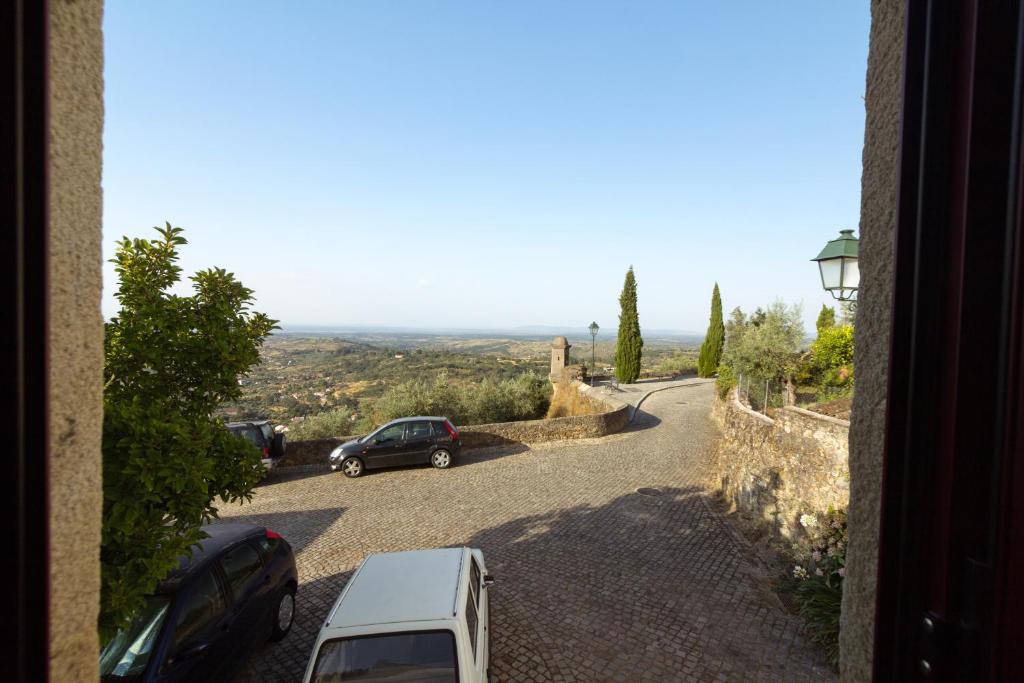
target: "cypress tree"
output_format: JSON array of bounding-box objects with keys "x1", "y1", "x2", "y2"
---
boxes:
[
  {"x1": 697, "y1": 283, "x2": 725, "y2": 377},
  {"x1": 816, "y1": 304, "x2": 836, "y2": 335},
  {"x1": 615, "y1": 266, "x2": 643, "y2": 383}
]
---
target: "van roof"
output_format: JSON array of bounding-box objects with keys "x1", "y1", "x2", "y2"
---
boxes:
[{"x1": 326, "y1": 548, "x2": 468, "y2": 629}]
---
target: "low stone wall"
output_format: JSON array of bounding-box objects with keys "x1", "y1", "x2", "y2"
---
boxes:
[
  {"x1": 460, "y1": 389, "x2": 630, "y2": 448},
  {"x1": 277, "y1": 435, "x2": 360, "y2": 468},
  {"x1": 278, "y1": 383, "x2": 631, "y2": 468},
  {"x1": 711, "y1": 389, "x2": 849, "y2": 539}
]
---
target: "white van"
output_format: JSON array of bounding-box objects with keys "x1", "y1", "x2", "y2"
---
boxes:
[{"x1": 302, "y1": 547, "x2": 493, "y2": 682}]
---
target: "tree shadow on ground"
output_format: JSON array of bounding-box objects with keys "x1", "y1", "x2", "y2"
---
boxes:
[{"x1": 212, "y1": 505, "x2": 347, "y2": 555}]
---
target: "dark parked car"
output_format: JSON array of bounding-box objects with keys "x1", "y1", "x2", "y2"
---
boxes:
[
  {"x1": 328, "y1": 416, "x2": 461, "y2": 478},
  {"x1": 227, "y1": 419, "x2": 286, "y2": 470},
  {"x1": 99, "y1": 523, "x2": 298, "y2": 682}
]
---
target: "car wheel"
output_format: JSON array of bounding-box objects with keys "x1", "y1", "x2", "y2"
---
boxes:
[
  {"x1": 270, "y1": 586, "x2": 295, "y2": 641},
  {"x1": 430, "y1": 449, "x2": 452, "y2": 469},
  {"x1": 341, "y1": 456, "x2": 363, "y2": 478}
]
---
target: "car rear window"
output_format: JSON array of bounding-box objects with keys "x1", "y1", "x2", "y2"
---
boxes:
[
  {"x1": 235, "y1": 426, "x2": 263, "y2": 448},
  {"x1": 255, "y1": 535, "x2": 280, "y2": 558},
  {"x1": 432, "y1": 420, "x2": 455, "y2": 438},
  {"x1": 310, "y1": 631, "x2": 458, "y2": 682},
  {"x1": 407, "y1": 421, "x2": 432, "y2": 440},
  {"x1": 259, "y1": 423, "x2": 274, "y2": 442}
]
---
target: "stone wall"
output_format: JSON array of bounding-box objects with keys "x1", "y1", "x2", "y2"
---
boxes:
[
  {"x1": 278, "y1": 435, "x2": 360, "y2": 467},
  {"x1": 712, "y1": 390, "x2": 850, "y2": 539},
  {"x1": 842, "y1": 1, "x2": 904, "y2": 677},
  {"x1": 459, "y1": 399, "x2": 630, "y2": 448},
  {"x1": 279, "y1": 383, "x2": 630, "y2": 467}
]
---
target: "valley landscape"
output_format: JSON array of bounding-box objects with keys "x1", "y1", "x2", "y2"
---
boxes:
[{"x1": 219, "y1": 329, "x2": 702, "y2": 429}]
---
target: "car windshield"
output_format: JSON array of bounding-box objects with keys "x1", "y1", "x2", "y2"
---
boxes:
[
  {"x1": 310, "y1": 631, "x2": 458, "y2": 682},
  {"x1": 99, "y1": 595, "x2": 171, "y2": 680}
]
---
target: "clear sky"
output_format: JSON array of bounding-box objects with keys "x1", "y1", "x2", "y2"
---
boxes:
[{"x1": 102, "y1": 1, "x2": 869, "y2": 334}]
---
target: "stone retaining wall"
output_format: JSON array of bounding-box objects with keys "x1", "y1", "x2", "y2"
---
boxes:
[
  {"x1": 711, "y1": 389, "x2": 849, "y2": 539},
  {"x1": 278, "y1": 382, "x2": 631, "y2": 468},
  {"x1": 278, "y1": 435, "x2": 360, "y2": 468}
]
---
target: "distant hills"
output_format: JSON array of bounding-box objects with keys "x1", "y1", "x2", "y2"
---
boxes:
[{"x1": 279, "y1": 324, "x2": 703, "y2": 343}]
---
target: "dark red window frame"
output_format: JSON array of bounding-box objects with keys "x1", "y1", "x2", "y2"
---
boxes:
[{"x1": 875, "y1": 0, "x2": 1024, "y2": 678}]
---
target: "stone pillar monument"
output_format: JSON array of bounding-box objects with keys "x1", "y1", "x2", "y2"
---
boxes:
[{"x1": 550, "y1": 336, "x2": 571, "y2": 381}]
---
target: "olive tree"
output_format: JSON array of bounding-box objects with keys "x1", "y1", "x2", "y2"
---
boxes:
[
  {"x1": 722, "y1": 301, "x2": 804, "y2": 384},
  {"x1": 101, "y1": 224, "x2": 276, "y2": 636}
]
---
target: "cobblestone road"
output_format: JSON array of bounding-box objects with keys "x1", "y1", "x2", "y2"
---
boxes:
[{"x1": 222, "y1": 379, "x2": 832, "y2": 682}]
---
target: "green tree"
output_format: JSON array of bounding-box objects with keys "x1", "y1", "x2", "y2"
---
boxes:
[
  {"x1": 811, "y1": 324, "x2": 854, "y2": 368},
  {"x1": 816, "y1": 304, "x2": 837, "y2": 335},
  {"x1": 614, "y1": 266, "x2": 643, "y2": 383},
  {"x1": 697, "y1": 283, "x2": 725, "y2": 377},
  {"x1": 722, "y1": 301, "x2": 804, "y2": 384},
  {"x1": 101, "y1": 224, "x2": 276, "y2": 637}
]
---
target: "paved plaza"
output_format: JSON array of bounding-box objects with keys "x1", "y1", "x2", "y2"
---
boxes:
[{"x1": 222, "y1": 380, "x2": 832, "y2": 682}]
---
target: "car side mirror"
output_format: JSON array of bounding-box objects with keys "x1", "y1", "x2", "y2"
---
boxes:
[{"x1": 483, "y1": 574, "x2": 495, "y2": 587}]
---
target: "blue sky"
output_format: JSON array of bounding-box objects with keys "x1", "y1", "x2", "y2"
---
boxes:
[{"x1": 102, "y1": 1, "x2": 869, "y2": 334}]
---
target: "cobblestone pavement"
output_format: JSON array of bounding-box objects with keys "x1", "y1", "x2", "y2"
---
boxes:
[{"x1": 223, "y1": 379, "x2": 833, "y2": 682}]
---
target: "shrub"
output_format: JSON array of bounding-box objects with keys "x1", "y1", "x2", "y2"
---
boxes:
[
  {"x1": 289, "y1": 406, "x2": 355, "y2": 440},
  {"x1": 653, "y1": 351, "x2": 698, "y2": 377},
  {"x1": 715, "y1": 364, "x2": 736, "y2": 399},
  {"x1": 809, "y1": 325, "x2": 854, "y2": 401},
  {"x1": 787, "y1": 508, "x2": 847, "y2": 669},
  {"x1": 369, "y1": 370, "x2": 550, "y2": 427},
  {"x1": 810, "y1": 325, "x2": 854, "y2": 369}
]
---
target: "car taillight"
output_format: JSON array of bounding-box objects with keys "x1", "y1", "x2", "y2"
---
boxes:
[
  {"x1": 262, "y1": 447, "x2": 269, "y2": 457},
  {"x1": 444, "y1": 421, "x2": 458, "y2": 439},
  {"x1": 266, "y1": 529, "x2": 283, "y2": 540}
]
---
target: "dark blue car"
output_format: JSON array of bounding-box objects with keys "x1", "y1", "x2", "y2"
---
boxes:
[{"x1": 100, "y1": 523, "x2": 298, "y2": 682}]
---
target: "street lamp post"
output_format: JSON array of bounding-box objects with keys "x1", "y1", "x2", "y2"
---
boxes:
[
  {"x1": 588, "y1": 321, "x2": 599, "y2": 385},
  {"x1": 812, "y1": 229, "x2": 860, "y2": 312}
]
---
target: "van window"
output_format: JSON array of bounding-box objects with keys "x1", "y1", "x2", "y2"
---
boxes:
[
  {"x1": 311, "y1": 631, "x2": 457, "y2": 682},
  {"x1": 470, "y1": 560, "x2": 481, "y2": 607},
  {"x1": 465, "y1": 592, "x2": 479, "y2": 658}
]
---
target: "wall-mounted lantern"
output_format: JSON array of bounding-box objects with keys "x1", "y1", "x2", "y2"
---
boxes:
[{"x1": 812, "y1": 229, "x2": 860, "y2": 301}]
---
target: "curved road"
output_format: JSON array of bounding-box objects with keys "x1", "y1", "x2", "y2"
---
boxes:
[{"x1": 224, "y1": 379, "x2": 831, "y2": 681}]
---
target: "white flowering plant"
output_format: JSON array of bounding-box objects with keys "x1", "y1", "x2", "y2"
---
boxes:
[{"x1": 788, "y1": 507, "x2": 847, "y2": 668}]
